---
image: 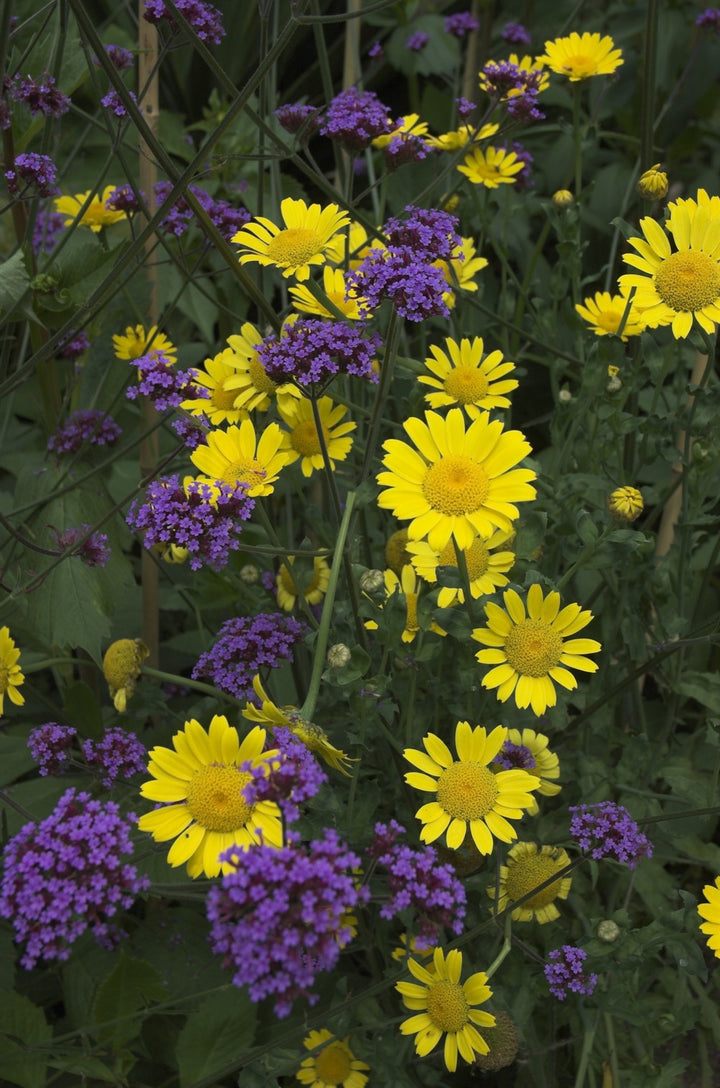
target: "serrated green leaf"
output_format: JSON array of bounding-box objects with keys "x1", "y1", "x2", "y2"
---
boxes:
[
  {"x1": 176, "y1": 988, "x2": 257, "y2": 1088},
  {"x1": 92, "y1": 953, "x2": 165, "y2": 1049}
]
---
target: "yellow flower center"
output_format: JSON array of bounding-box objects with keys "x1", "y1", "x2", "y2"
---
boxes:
[
  {"x1": 290, "y1": 420, "x2": 327, "y2": 457},
  {"x1": 595, "y1": 309, "x2": 623, "y2": 333},
  {"x1": 438, "y1": 537, "x2": 489, "y2": 580},
  {"x1": 422, "y1": 456, "x2": 490, "y2": 516},
  {"x1": 654, "y1": 250, "x2": 720, "y2": 312},
  {"x1": 436, "y1": 762, "x2": 499, "y2": 820},
  {"x1": 102, "y1": 639, "x2": 143, "y2": 687},
  {"x1": 266, "y1": 227, "x2": 324, "y2": 267},
  {"x1": 221, "y1": 458, "x2": 267, "y2": 489},
  {"x1": 503, "y1": 619, "x2": 562, "y2": 677},
  {"x1": 505, "y1": 852, "x2": 564, "y2": 908},
  {"x1": 443, "y1": 365, "x2": 489, "y2": 404},
  {"x1": 405, "y1": 593, "x2": 419, "y2": 635},
  {"x1": 314, "y1": 1042, "x2": 352, "y2": 1085},
  {"x1": 563, "y1": 55, "x2": 597, "y2": 78},
  {"x1": 186, "y1": 764, "x2": 253, "y2": 832},
  {"x1": 248, "y1": 355, "x2": 277, "y2": 395},
  {"x1": 212, "y1": 382, "x2": 241, "y2": 410},
  {"x1": 425, "y1": 979, "x2": 470, "y2": 1032}
]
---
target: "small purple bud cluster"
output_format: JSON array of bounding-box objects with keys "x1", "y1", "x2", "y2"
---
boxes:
[
  {"x1": 275, "y1": 102, "x2": 320, "y2": 136},
  {"x1": 346, "y1": 247, "x2": 450, "y2": 322},
  {"x1": 152, "y1": 180, "x2": 248, "y2": 239},
  {"x1": 257, "y1": 318, "x2": 381, "y2": 388},
  {"x1": 82, "y1": 727, "x2": 146, "y2": 788},
  {"x1": 444, "y1": 12, "x2": 479, "y2": 37},
  {"x1": 241, "y1": 727, "x2": 327, "y2": 824},
  {"x1": 126, "y1": 353, "x2": 208, "y2": 411},
  {"x1": 406, "y1": 31, "x2": 429, "y2": 52},
  {"x1": 101, "y1": 90, "x2": 137, "y2": 118},
  {"x1": 502, "y1": 21, "x2": 532, "y2": 46},
  {"x1": 106, "y1": 183, "x2": 145, "y2": 215},
  {"x1": 545, "y1": 946, "x2": 598, "y2": 1001},
  {"x1": 383, "y1": 126, "x2": 431, "y2": 170},
  {"x1": 28, "y1": 722, "x2": 77, "y2": 775},
  {"x1": 368, "y1": 820, "x2": 466, "y2": 949},
  {"x1": 126, "y1": 475, "x2": 255, "y2": 571},
  {"x1": 384, "y1": 206, "x2": 462, "y2": 262},
  {"x1": 48, "y1": 410, "x2": 122, "y2": 455},
  {"x1": 697, "y1": 8, "x2": 720, "y2": 29},
  {"x1": 52, "y1": 525, "x2": 111, "y2": 568},
  {"x1": 57, "y1": 329, "x2": 91, "y2": 360},
  {"x1": 207, "y1": 830, "x2": 369, "y2": 1017},
  {"x1": 0, "y1": 788, "x2": 149, "y2": 969},
  {"x1": 143, "y1": 0, "x2": 225, "y2": 44},
  {"x1": 5, "y1": 152, "x2": 58, "y2": 198},
  {"x1": 32, "y1": 204, "x2": 65, "y2": 254},
  {"x1": 171, "y1": 413, "x2": 209, "y2": 449},
  {"x1": 192, "y1": 612, "x2": 307, "y2": 700},
  {"x1": 481, "y1": 59, "x2": 543, "y2": 98},
  {"x1": 94, "y1": 44, "x2": 135, "y2": 70},
  {"x1": 8, "y1": 73, "x2": 71, "y2": 118},
  {"x1": 455, "y1": 96, "x2": 477, "y2": 119},
  {"x1": 569, "y1": 802, "x2": 652, "y2": 868},
  {"x1": 368, "y1": 41, "x2": 383, "y2": 59},
  {"x1": 494, "y1": 741, "x2": 537, "y2": 771},
  {"x1": 320, "y1": 87, "x2": 391, "y2": 152}
]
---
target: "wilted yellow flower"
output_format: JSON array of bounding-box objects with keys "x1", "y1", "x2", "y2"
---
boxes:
[{"x1": 102, "y1": 638, "x2": 149, "y2": 712}]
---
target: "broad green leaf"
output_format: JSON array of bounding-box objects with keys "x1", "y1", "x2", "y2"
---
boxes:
[
  {"x1": 176, "y1": 988, "x2": 257, "y2": 1087},
  {"x1": 92, "y1": 953, "x2": 165, "y2": 1049},
  {"x1": 0, "y1": 250, "x2": 30, "y2": 321},
  {"x1": 0, "y1": 731, "x2": 37, "y2": 786},
  {"x1": 675, "y1": 671, "x2": 720, "y2": 714},
  {"x1": 0, "y1": 989, "x2": 52, "y2": 1088}
]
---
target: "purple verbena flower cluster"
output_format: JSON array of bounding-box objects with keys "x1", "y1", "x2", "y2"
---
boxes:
[
  {"x1": 241, "y1": 726, "x2": 327, "y2": 824},
  {"x1": 5, "y1": 152, "x2": 58, "y2": 198},
  {"x1": 52, "y1": 525, "x2": 111, "y2": 568},
  {"x1": 507, "y1": 89, "x2": 545, "y2": 123},
  {"x1": 494, "y1": 741, "x2": 537, "y2": 771},
  {"x1": 153, "y1": 180, "x2": 247, "y2": 239},
  {"x1": 445, "y1": 12, "x2": 479, "y2": 37},
  {"x1": 126, "y1": 353, "x2": 207, "y2": 411},
  {"x1": 406, "y1": 31, "x2": 429, "y2": 52},
  {"x1": 143, "y1": 0, "x2": 225, "y2": 44},
  {"x1": 28, "y1": 723, "x2": 77, "y2": 775},
  {"x1": 0, "y1": 788, "x2": 149, "y2": 969},
  {"x1": 368, "y1": 820, "x2": 466, "y2": 949},
  {"x1": 481, "y1": 59, "x2": 543, "y2": 99},
  {"x1": 192, "y1": 612, "x2": 307, "y2": 700},
  {"x1": 384, "y1": 205, "x2": 462, "y2": 262},
  {"x1": 346, "y1": 247, "x2": 450, "y2": 322},
  {"x1": 106, "y1": 183, "x2": 146, "y2": 214},
  {"x1": 207, "y1": 830, "x2": 369, "y2": 1017},
  {"x1": 32, "y1": 205, "x2": 65, "y2": 254},
  {"x1": 383, "y1": 127, "x2": 430, "y2": 170},
  {"x1": 101, "y1": 89, "x2": 137, "y2": 118},
  {"x1": 57, "y1": 329, "x2": 91, "y2": 359},
  {"x1": 275, "y1": 102, "x2": 320, "y2": 136},
  {"x1": 455, "y1": 95, "x2": 477, "y2": 119},
  {"x1": 320, "y1": 86, "x2": 391, "y2": 152},
  {"x1": 9, "y1": 73, "x2": 71, "y2": 117},
  {"x1": 48, "y1": 410, "x2": 122, "y2": 455},
  {"x1": 171, "y1": 413, "x2": 209, "y2": 449},
  {"x1": 82, "y1": 727, "x2": 146, "y2": 787},
  {"x1": 697, "y1": 8, "x2": 720, "y2": 29},
  {"x1": 569, "y1": 802, "x2": 652, "y2": 868},
  {"x1": 545, "y1": 946, "x2": 598, "y2": 1000},
  {"x1": 126, "y1": 475, "x2": 255, "y2": 571},
  {"x1": 257, "y1": 319, "x2": 381, "y2": 388},
  {"x1": 502, "y1": 21, "x2": 532, "y2": 46},
  {"x1": 95, "y1": 44, "x2": 135, "y2": 70}
]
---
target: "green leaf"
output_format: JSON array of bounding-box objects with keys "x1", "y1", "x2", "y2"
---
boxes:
[
  {"x1": 0, "y1": 989, "x2": 52, "y2": 1088},
  {"x1": 63, "y1": 681, "x2": 104, "y2": 739},
  {"x1": 386, "y1": 16, "x2": 460, "y2": 77},
  {"x1": 92, "y1": 953, "x2": 165, "y2": 1049},
  {"x1": 176, "y1": 988, "x2": 258, "y2": 1088},
  {"x1": 0, "y1": 250, "x2": 30, "y2": 321},
  {"x1": 25, "y1": 556, "x2": 112, "y2": 662},
  {"x1": 0, "y1": 731, "x2": 37, "y2": 786},
  {"x1": 675, "y1": 671, "x2": 720, "y2": 714}
]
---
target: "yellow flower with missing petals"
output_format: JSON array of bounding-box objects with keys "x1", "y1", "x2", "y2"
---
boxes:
[
  {"x1": 608, "y1": 485, "x2": 643, "y2": 521},
  {"x1": 457, "y1": 146, "x2": 525, "y2": 189},
  {"x1": 698, "y1": 876, "x2": 720, "y2": 960},
  {"x1": 112, "y1": 324, "x2": 177, "y2": 362},
  {"x1": 408, "y1": 530, "x2": 515, "y2": 608},
  {"x1": 428, "y1": 121, "x2": 499, "y2": 152},
  {"x1": 472, "y1": 584, "x2": 601, "y2": 716},
  {"x1": 297, "y1": 1030, "x2": 369, "y2": 1088},
  {"x1": 190, "y1": 418, "x2": 291, "y2": 496},
  {"x1": 575, "y1": 290, "x2": 646, "y2": 339},
  {"x1": 54, "y1": 185, "x2": 127, "y2": 232},
  {"x1": 539, "y1": 32, "x2": 623, "y2": 81},
  {"x1": 371, "y1": 113, "x2": 429, "y2": 149},
  {"x1": 619, "y1": 195, "x2": 720, "y2": 338},
  {"x1": 434, "y1": 237, "x2": 488, "y2": 309},
  {"x1": 243, "y1": 674, "x2": 355, "y2": 775},
  {"x1": 289, "y1": 265, "x2": 367, "y2": 320},
  {"x1": 277, "y1": 555, "x2": 331, "y2": 611},
  {"x1": 278, "y1": 395, "x2": 356, "y2": 477},
  {"x1": 0, "y1": 627, "x2": 25, "y2": 714},
  {"x1": 404, "y1": 721, "x2": 539, "y2": 854},
  {"x1": 488, "y1": 841, "x2": 572, "y2": 923},
  {"x1": 138, "y1": 716, "x2": 282, "y2": 878},
  {"x1": 419, "y1": 337, "x2": 518, "y2": 417},
  {"x1": 377, "y1": 407, "x2": 536, "y2": 553},
  {"x1": 364, "y1": 565, "x2": 445, "y2": 643},
  {"x1": 396, "y1": 947, "x2": 495, "y2": 1072},
  {"x1": 232, "y1": 197, "x2": 350, "y2": 281},
  {"x1": 102, "y1": 638, "x2": 149, "y2": 712}
]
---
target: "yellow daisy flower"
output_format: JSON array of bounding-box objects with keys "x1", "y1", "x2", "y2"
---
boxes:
[
  {"x1": 434, "y1": 237, "x2": 488, "y2": 309},
  {"x1": 216, "y1": 323, "x2": 298, "y2": 413},
  {"x1": 277, "y1": 555, "x2": 331, "y2": 611},
  {"x1": 492, "y1": 727, "x2": 561, "y2": 814},
  {"x1": 190, "y1": 417, "x2": 291, "y2": 497},
  {"x1": 54, "y1": 185, "x2": 127, "y2": 232},
  {"x1": 396, "y1": 947, "x2": 495, "y2": 1072},
  {"x1": 472, "y1": 584, "x2": 601, "y2": 716},
  {"x1": 428, "y1": 121, "x2": 499, "y2": 152},
  {"x1": 180, "y1": 352, "x2": 249, "y2": 425},
  {"x1": 376, "y1": 407, "x2": 536, "y2": 553},
  {"x1": 243, "y1": 674, "x2": 355, "y2": 775},
  {"x1": 0, "y1": 626, "x2": 25, "y2": 714},
  {"x1": 371, "y1": 113, "x2": 429, "y2": 149},
  {"x1": 539, "y1": 32, "x2": 623, "y2": 81},
  {"x1": 457, "y1": 146, "x2": 525, "y2": 189},
  {"x1": 232, "y1": 197, "x2": 350, "y2": 281},
  {"x1": 138, "y1": 716, "x2": 282, "y2": 879},
  {"x1": 102, "y1": 637, "x2": 148, "y2": 713},
  {"x1": 575, "y1": 290, "x2": 646, "y2": 340},
  {"x1": 408, "y1": 530, "x2": 515, "y2": 608},
  {"x1": 364, "y1": 564, "x2": 445, "y2": 644},
  {"x1": 112, "y1": 324, "x2": 177, "y2": 362},
  {"x1": 698, "y1": 876, "x2": 720, "y2": 959},
  {"x1": 278, "y1": 395, "x2": 356, "y2": 477},
  {"x1": 488, "y1": 841, "x2": 573, "y2": 923},
  {"x1": 419, "y1": 337, "x2": 518, "y2": 417},
  {"x1": 297, "y1": 1030, "x2": 369, "y2": 1088},
  {"x1": 667, "y1": 186, "x2": 720, "y2": 225},
  {"x1": 608, "y1": 485, "x2": 644, "y2": 522},
  {"x1": 619, "y1": 197, "x2": 720, "y2": 338},
  {"x1": 404, "y1": 721, "x2": 540, "y2": 854},
  {"x1": 289, "y1": 265, "x2": 367, "y2": 320}
]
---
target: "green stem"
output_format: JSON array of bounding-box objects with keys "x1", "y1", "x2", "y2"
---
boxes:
[
  {"x1": 573, "y1": 1015, "x2": 598, "y2": 1088},
  {"x1": 141, "y1": 666, "x2": 240, "y2": 702},
  {"x1": 454, "y1": 537, "x2": 478, "y2": 625},
  {"x1": 300, "y1": 491, "x2": 356, "y2": 721},
  {"x1": 485, "y1": 911, "x2": 512, "y2": 980},
  {"x1": 603, "y1": 1013, "x2": 621, "y2": 1088}
]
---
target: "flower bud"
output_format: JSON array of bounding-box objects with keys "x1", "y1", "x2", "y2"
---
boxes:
[
  {"x1": 558, "y1": 387, "x2": 572, "y2": 403},
  {"x1": 102, "y1": 638, "x2": 149, "y2": 713},
  {"x1": 240, "y1": 563, "x2": 259, "y2": 583},
  {"x1": 608, "y1": 486, "x2": 643, "y2": 522},
  {"x1": 597, "y1": 919, "x2": 620, "y2": 942},
  {"x1": 359, "y1": 568, "x2": 385, "y2": 594},
  {"x1": 637, "y1": 163, "x2": 668, "y2": 200},
  {"x1": 606, "y1": 375, "x2": 622, "y2": 393},
  {"x1": 552, "y1": 189, "x2": 573, "y2": 208},
  {"x1": 327, "y1": 643, "x2": 351, "y2": 668}
]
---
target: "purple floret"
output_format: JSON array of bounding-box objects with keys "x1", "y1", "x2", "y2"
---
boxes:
[
  {"x1": 444, "y1": 12, "x2": 479, "y2": 38},
  {"x1": 82, "y1": 727, "x2": 146, "y2": 787},
  {"x1": 48, "y1": 410, "x2": 122, "y2": 455},
  {"x1": 10, "y1": 72, "x2": 70, "y2": 117},
  {"x1": 545, "y1": 946, "x2": 598, "y2": 1001},
  {"x1": 257, "y1": 318, "x2": 381, "y2": 388},
  {"x1": 346, "y1": 247, "x2": 450, "y2": 322},
  {"x1": 320, "y1": 86, "x2": 391, "y2": 152},
  {"x1": 569, "y1": 802, "x2": 652, "y2": 868},
  {"x1": 192, "y1": 612, "x2": 307, "y2": 700},
  {"x1": 125, "y1": 352, "x2": 208, "y2": 411},
  {"x1": 383, "y1": 205, "x2": 462, "y2": 262},
  {"x1": 52, "y1": 525, "x2": 111, "y2": 568},
  {"x1": 501, "y1": 21, "x2": 531, "y2": 46},
  {"x1": 241, "y1": 727, "x2": 326, "y2": 824},
  {"x1": 5, "y1": 152, "x2": 58, "y2": 198},
  {"x1": 143, "y1": 0, "x2": 225, "y2": 44},
  {"x1": 28, "y1": 722, "x2": 77, "y2": 775}
]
